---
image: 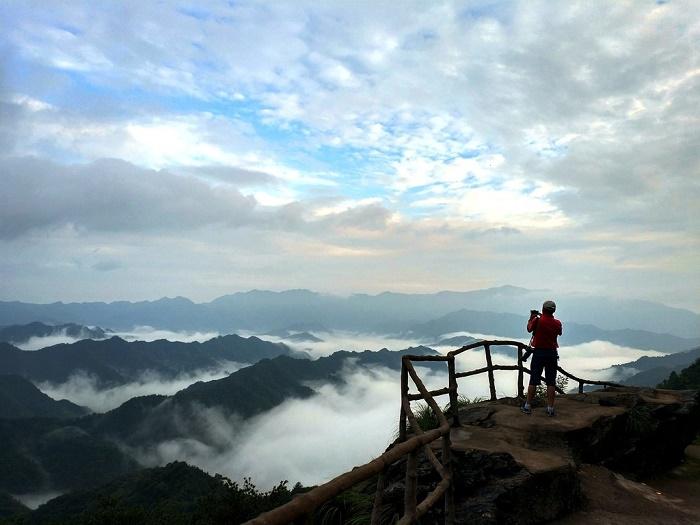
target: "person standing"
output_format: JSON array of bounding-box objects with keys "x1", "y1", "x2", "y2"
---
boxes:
[{"x1": 521, "y1": 300, "x2": 562, "y2": 416}]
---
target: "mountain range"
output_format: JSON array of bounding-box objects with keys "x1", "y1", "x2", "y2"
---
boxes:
[
  {"x1": 0, "y1": 375, "x2": 87, "y2": 420},
  {"x1": 1, "y1": 286, "x2": 698, "y2": 339},
  {"x1": 607, "y1": 346, "x2": 700, "y2": 387},
  {"x1": 0, "y1": 461, "x2": 299, "y2": 524},
  {"x1": 0, "y1": 322, "x2": 108, "y2": 346},
  {"x1": 0, "y1": 334, "x2": 292, "y2": 387},
  {"x1": 409, "y1": 309, "x2": 700, "y2": 352},
  {"x1": 0, "y1": 345, "x2": 438, "y2": 496}
]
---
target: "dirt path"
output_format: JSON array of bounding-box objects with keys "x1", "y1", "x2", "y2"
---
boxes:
[{"x1": 553, "y1": 446, "x2": 700, "y2": 524}]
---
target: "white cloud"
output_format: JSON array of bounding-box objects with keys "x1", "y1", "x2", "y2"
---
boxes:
[
  {"x1": 1, "y1": 1, "x2": 698, "y2": 308},
  {"x1": 115, "y1": 327, "x2": 220, "y2": 343},
  {"x1": 118, "y1": 335, "x2": 668, "y2": 489},
  {"x1": 38, "y1": 363, "x2": 245, "y2": 413}
]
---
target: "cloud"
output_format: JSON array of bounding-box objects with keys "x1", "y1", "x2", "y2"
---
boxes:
[
  {"x1": 12, "y1": 491, "x2": 63, "y2": 510},
  {"x1": 0, "y1": 156, "x2": 400, "y2": 241},
  {"x1": 37, "y1": 363, "x2": 245, "y2": 413},
  {"x1": 131, "y1": 364, "x2": 445, "y2": 489},
  {"x1": 115, "y1": 327, "x2": 221, "y2": 344},
  {"x1": 248, "y1": 330, "x2": 429, "y2": 360},
  {"x1": 91, "y1": 259, "x2": 122, "y2": 272},
  {"x1": 0, "y1": 156, "x2": 257, "y2": 239},
  {"x1": 112, "y1": 336, "x2": 668, "y2": 489},
  {"x1": 0, "y1": 1, "x2": 698, "y2": 308},
  {"x1": 172, "y1": 165, "x2": 279, "y2": 187}
]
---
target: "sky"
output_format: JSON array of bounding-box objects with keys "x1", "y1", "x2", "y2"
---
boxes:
[{"x1": 0, "y1": 1, "x2": 698, "y2": 310}]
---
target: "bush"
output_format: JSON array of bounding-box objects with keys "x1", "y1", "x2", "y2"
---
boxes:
[{"x1": 533, "y1": 375, "x2": 569, "y2": 404}]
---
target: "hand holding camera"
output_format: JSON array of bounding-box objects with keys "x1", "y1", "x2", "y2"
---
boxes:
[{"x1": 530, "y1": 309, "x2": 540, "y2": 319}]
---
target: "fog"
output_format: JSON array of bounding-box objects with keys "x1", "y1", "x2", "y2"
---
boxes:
[
  {"x1": 115, "y1": 326, "x2": 220, "y2": 343},
  {"x1": 31, "y1": 330, "x2": 669, "y2": 490},
  {"x1": 132, "y1": 364, "x2": 449, "y2": 489},
  {"x1": 12, "y1": 326, "x2": 220, "y2": 351},
  {"x1": 12, "y1": 491, "x2": 63, "y2": 510},
  {"x1": 14, "y1": 329, "x2": 107, "y2": 351},
  {"x1": 246, "y1": 330, "x2": 424, "y2": 360},
  {"x1": 38, "y1": 362, "x2": 245, "y2": 413},
  {"x1": 124, "y1": 336, "x2": 665, "y2": 489}
]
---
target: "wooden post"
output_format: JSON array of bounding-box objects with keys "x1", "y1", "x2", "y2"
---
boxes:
[
  {"x1": 517, "y1": 345, "x2": 524, "y2": 399},
  {"x1": 442, "y1": 433, "x2": 455, "y2": 525},
  {"x1": 578, "y1": 381, "x2": 584, "y2": 394},
  {"x1": 400, "y1": 361, "x2": 409, "y2": 442},
  {"x1": 484, "y1": 343, "x2": 497, "y2": 401},
  {"x1": 404, "y1": 450, "x2": 418, "y2": 521},
  {"x1": 448, "y1": 356, "x2": 459, "y2": 427},
  {"x1": 371, "y1": 469, "x2": 388, "y2": 525}
]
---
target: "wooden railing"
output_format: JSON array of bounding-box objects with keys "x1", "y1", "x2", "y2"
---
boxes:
[{"x1": 244, "y1": 340, "x2": 624, "y2": 525}]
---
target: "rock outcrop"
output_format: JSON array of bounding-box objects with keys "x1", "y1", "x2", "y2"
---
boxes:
[{"x1": 376, "y1": 387, "x2": 699, "y2": 524}]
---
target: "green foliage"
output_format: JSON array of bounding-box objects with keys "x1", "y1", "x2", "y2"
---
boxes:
[
  {"x1": 315, "y1": 487, "x2": 373, "y2": 525},
  {"x1": 195, "y1": 476, "x2": 300, "y2": 524},
  {"x1": 400, "y1": 395, "x2": 486, "y2": 436},
  {"x1": 446, "y1": 395, "x2": 486, "y2": 414},
  {"x1": 2, "y1": 463, "x2": 302, "y2": 525},
  {"x1": 625, "y1": 405, "x2": 657, "y2": 435},
  {"x1": 412, "y1": 402, "x2": 440, "y2": 432},
  {"x1": 0, "y1": 375, "x2": 87, "y2": 420},
  {"x1": 0, "y1": 492, "x2": 28, "y2": 520},
  {"x1": 657, "y1": 358, "x2": 700, "y2": 390},
  {"x1": 534, "y1": 375, "x2": 569, "y2": 403}
]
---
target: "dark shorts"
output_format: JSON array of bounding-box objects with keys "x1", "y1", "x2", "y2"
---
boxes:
[{"x1": 529, "y1": 349, "x2": 558, "y2": 386}]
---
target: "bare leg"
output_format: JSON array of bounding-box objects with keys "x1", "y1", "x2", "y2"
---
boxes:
[
  {"x1": 547, "y1": 385, "x2": 555, "y2": 407},
  {"x1": 526, "y1": 384, "x2": 536, "y2": 404}
]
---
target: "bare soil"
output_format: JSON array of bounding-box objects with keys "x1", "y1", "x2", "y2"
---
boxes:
[{"x1": 552, "y1": 445, "x2": 700, "y2": 525}]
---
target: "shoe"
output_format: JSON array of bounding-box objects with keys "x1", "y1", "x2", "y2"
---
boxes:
[
  {"x1": 520, "y1": 405, "x2": 532, "y2": 415},
  {"x1": 546, "y1": 408, "x2": 556, "y2": 417}
]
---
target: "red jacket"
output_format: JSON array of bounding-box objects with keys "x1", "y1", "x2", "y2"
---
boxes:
[{"x1": 527, "y1": 313, "x2": 562, "y2": 349}]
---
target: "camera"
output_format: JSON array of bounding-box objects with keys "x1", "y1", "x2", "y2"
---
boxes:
[{"x1": 530, "y1": 309, "x2": 540, "y2": 317}]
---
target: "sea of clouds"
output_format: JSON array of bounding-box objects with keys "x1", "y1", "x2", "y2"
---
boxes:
[
  {"x1": 37, "y1": 362, "x2": 245, "y2": 413},
  {"x1": 32, "y1": 328, "x2": 669, "y2": 490}
]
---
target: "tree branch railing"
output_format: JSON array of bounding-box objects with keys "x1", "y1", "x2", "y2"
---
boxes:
[{"x1": 244, "y1": 339, "x2": 624, "y2": 525}]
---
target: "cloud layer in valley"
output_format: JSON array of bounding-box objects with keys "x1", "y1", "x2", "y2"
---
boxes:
[
  {"x1": 86, "y1": 335, "x2": 667, "y2": 489},
  {"x1": 38, "y1": 362, "x2": 244, "y2": 413}
]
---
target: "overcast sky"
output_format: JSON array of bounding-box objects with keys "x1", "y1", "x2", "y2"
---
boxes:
[{"x1": 0, "y1": 1, "x2": 698, "y2": 310}]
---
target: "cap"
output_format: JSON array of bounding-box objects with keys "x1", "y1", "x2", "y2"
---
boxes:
[{"x1": 542, "y1": 300, "x2": 556, "y2": 312}]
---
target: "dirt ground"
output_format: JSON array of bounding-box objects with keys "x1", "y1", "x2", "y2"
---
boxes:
[{"x1": 552, "y1": 445, "x2": 700, "y2": 525}]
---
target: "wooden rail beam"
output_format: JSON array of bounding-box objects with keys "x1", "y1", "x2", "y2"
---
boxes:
[
  {"x1": 399, "y1": 363, "x2": 408, "y2": 442},
  {"x1": 401, "y1": 398, "x2": 449, "y2": 479},
  {"x1": 517, "y1": 346, "x2": 525, "y2": 398},
  {"x1": 448, "y1": 356, "x2": 459, "y2": 427},
  {"x1": 370, "y1": 469, "x2": 388, "y2": 525},
  {"x1": 404, "y1": 450, "x2": 418, "y2": 521},
  {"x1": 405, "y1": 355, "x2": 451, "y2": 362},
  {"x1": 403, "y1": 359, "x2": 449, "y2": 429},
  {"x1": 407, "y1": 386, "x2": 452, "y2": 401},
  {"x1": 484, "y1": 343, "x2": 497, "y2": 400}
]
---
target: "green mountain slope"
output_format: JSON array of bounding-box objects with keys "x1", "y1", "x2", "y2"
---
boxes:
[
  {"x1": 658, "y1": 358, "x2": 700, "y2": 389},
  {"x1": 0, "y1": 334, "x2": 291, "y2": 386},
  {"x1": 85, "y1": 346, "x2": 439, "y2": 446},
  {"x1": 0, "y1": 322, "x2": 107, "y2": 346},
  {"x1": 1, "y1": 462, "x2": 299, "y2": 525},
  {"x1": 0, "y1": 375, "x2": 88, "y2": 419},
  {"x1": 607, "y1": 347, "x2": 700, "y2": 386},
  {"x1": 0, "y1": 419, "x2": 137, "y2": 494}
]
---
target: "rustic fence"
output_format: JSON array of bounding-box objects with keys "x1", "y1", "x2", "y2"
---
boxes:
[{"x1": 245, "y1": 340, "x2": 623, "y2": 525}]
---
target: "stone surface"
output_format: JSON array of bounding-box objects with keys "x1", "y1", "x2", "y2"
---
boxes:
[{"x1": 378, "y1": 387, "x2": 699, "y2": 524}]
